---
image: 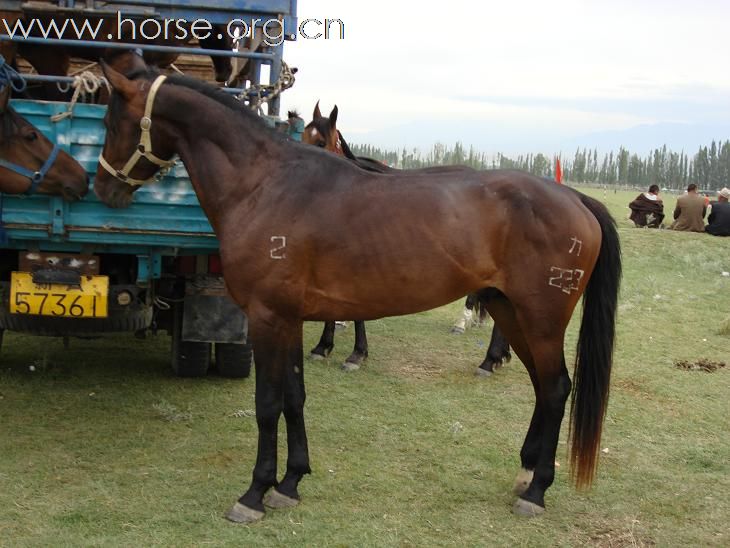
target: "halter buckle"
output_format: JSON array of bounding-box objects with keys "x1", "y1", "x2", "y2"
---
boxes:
[{"x1": 140, "y1": 116, "x2": 152, "y2": 131}]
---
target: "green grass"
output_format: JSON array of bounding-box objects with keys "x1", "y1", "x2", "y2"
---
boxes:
[{"x1": 0, "y1": 187, "x2": 728, "y2": 547}]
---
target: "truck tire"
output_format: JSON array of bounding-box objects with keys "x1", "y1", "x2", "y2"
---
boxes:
[
  {"x1": 171, "y1": 304, "x2": 210, "y2": 377},
  {"x1": 215, "y1": 342, "x2": 253, "y2": 378},
  {"x1": 0, "y1": 306, "x2": 152, "y2": 336}
]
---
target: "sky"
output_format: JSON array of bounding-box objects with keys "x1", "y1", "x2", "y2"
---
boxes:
[{"x1": 279, "y1": 0, "x2": 730, "y2": 155}]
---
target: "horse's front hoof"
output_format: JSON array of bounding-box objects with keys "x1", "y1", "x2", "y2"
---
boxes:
[
  {"x1": 475, "y1": 367, "x2": 493, "y2": 377},
  {"x1": 225, "y1": 502, "x2": 265, "y2": 524},
  {"x1": 512, "y1": 498, "x2": 545, "y2": 517},
  {"x1": 264, "y1": 489, "x2": 300, "y2": 509},
  {"x1": 309, "y1": 352, "x2": 326, "y2": 361},
  {"x1": 512, "y1": 468, "x2": 534, "y2": 495},
  {"x1": 450, "y1": 326, "x2": 465, "y2": 335},
  {"x1": 341, "y1": 361, "x2": 361, "y2": 372}
]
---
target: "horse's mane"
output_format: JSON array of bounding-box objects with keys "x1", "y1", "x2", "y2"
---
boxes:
[{"x1": 111, "y1": 68, "x2": 286, "y2": 141}]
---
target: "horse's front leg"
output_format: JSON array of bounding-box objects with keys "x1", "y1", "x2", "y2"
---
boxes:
[
  {"x1": 264, "y1": 331, "x2": 311, "y2": 508},
  {"x1": 227, "y1": 316, "x2": 306, "y2": 524},
  {"x1": 342, "y1": 321, "x2": 369, "y2": 371},
  {"x1": 310, "y1": 321, "x2": 335, "y2": 359}
]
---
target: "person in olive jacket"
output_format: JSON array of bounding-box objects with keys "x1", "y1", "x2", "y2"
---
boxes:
[{"x1": 670, "y1": 183, "x2": 706, "y2": 232}]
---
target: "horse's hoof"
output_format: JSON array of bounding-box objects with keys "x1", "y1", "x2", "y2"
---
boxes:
[
  {"x1": 513, "y1": 498, "x2": 545, "y2": 517},
  {"x1": 309, "y1": 352, "x2": 326, "y2": 361},
  {"x1": 450, "y1": 326, "x2": 465, "y2": 335},
  {"x1": 264, "y1": 489, "x2": 300, "y2": 509},
  {"x1": 341, "y1": 361, "x2": 361, "y2": 372},
  {"x1": 512, "y1": 468, "x2": 534, "y2": 495},
  {"x1": 335, "y1": 321, "x2": 349, "y2": 331},
  {"x1": 225, "y1": 502, "x2": 265, "y2": 524},
  {"x1": 475, "y1": 367, "x2": 493, "y2": 377}
]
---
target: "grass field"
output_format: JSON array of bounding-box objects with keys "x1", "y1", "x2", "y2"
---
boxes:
[{"x1": 0, "y1": 187, "x2": 728, "y2": 547}]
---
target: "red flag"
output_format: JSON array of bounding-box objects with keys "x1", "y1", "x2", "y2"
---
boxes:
[{"x1": 555, "y1": 158, "x2": 563, "y2": 184}]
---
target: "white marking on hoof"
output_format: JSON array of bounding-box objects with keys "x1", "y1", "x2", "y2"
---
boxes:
[
  {"x1": 475, "y1": 367, "x2": 493, "y2": 377},
  {"x1": 225, "y1": 502, "x2": 264, "y2": 524},
  {"x1": 263, "y1": 489, "x2": 300, "y2": 509},
  {"x1": 513, "y1": 498, "x2": 545, "y2": 517},
  {"x1": 450, "y1": 326, "x2": 465, "y2": 334},
  {"x1": 341, "y1": 361, "x2": 360, "y2": 372},
  {"x1": 309, "y1": 352, "x2": 326, "y2": 361},
  {"x1": 513, "y1": 468, "x2": 534, "y2": 495}
]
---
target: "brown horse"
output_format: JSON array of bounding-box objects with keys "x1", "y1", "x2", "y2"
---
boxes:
[
  {"x1": 303, "y1": 102, "x2": 513, "y2": 376},
  {"x1": 94, "y1": 64, "x2": 621, "y2": 522},
  {"x1": 0, "y1": 53, "x2": 88, "y2": 199}
]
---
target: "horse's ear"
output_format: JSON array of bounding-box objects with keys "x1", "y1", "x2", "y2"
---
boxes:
[
  {"x1": 313, "y1": 100, "x2": 322, "y2": 120},
  {"x1": 329, "y1": 105, "x2": 338, "y2": 127},
  {"x1": 100, "y1": 59, "x2": 136, "y2": 100}
]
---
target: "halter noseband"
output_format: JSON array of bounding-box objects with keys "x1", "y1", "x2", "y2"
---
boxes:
[
  {"x1": 98, "y1": 74, "x2": 176, "y2": 187},
  {"x1": 0, "y1": 143, "x2": 61, "y2": 195},
  {"x1": 0, "y1": 54, "x2": 61, "y2": 195}
]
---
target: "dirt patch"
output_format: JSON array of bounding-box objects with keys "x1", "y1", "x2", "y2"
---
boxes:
[
  {"x1": 589, "y1": 527, "x2": 656, "y2": 547},
  {"x1": 674, "y1": 359, "x2": 726, "y2": 372}
]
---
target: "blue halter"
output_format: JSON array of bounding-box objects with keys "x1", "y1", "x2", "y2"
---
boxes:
[{"x1": 0, "y1": 54, "x2": 61, "y2": 195}]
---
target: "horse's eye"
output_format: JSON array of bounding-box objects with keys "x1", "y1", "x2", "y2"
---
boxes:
[
  {"x1": 24, "y1": 131, "x2": 38, "y2": 142},
  {"x1": 317, "y1": 142, "x2": 326, "y2": 148}
]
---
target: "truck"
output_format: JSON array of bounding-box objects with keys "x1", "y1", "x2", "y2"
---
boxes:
[{"x1": 0, "y1": 0, "x2": 299, "y2": 377}]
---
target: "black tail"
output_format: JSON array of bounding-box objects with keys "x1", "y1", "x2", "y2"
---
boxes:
[{"x1": 569, "y1": 192, "x2": 622, "y2": 488}]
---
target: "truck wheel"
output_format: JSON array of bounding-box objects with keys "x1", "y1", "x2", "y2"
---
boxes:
[
  {"x1": 171, "y1": 305, "x2": 210, "y2": 377},
  {"x1": 215, "y1": 342, "x2": 253, "y2": 378}
]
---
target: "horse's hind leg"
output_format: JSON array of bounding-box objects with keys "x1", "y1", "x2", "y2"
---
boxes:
[
  {"x1": 342, "y1": 321, "x2": 368, "y2": 372},
  {"x1": 476, "y1": 324, "x2": 512, "y2": 377},
  {"x1": 310, "y1": 322, "x2": 335, "y2": 359},
  {"x1": 514, "y1": 344, "x2": 571, "y2": 517}
]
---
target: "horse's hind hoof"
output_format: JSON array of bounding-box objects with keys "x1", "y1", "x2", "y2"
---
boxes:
[
  {"x1": 264, "y1": 489, "x2": 300, "y2": 509},
  {"x1": 341, "y1": 361, "x2": 361, "y2": 372},
  {"x1": 450, "y1": 326, "x2": 465, "y2": 335},
  {"x1": 225, "y1": 502, "x2": 265, "y2": 524},
  {"x1": 475, "y1": 367, "x2": 493, "y2": 377},
  {"x1": 512, "y1": 498, "x2": 545, "y2": 517}
]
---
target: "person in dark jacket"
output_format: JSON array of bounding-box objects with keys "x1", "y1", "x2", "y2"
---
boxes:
[
  {"x1": 629, "y1": 184, "x2": 665, "y2": 228},
  {"x1": 705, "y1": 187, "x2": 730, "y2": 236}
]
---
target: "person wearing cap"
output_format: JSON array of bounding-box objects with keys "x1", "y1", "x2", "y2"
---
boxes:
[
  {"x1": 669, "y1": 183, "x2": 706, "y2": 232},
  {"x1": 705, "y1": 187, "x2": 730, "y2": 236}
]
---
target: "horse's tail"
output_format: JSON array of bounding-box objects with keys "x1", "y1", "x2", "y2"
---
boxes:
[{"x1": 569, "y1": 192, "x2": 622, "y2": 489}]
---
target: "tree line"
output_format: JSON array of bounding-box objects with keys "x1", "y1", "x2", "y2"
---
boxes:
[{"x1": 350, "y1": 140, "x2": 730, "y2": 190}]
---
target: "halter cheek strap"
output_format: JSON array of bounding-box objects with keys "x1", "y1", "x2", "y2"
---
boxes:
[
  {"x1": 98, "y1": 74, "x2": 176, "y2": 187},
  {"x1": 0, "y1": 142, "x2": 61, "y2": 195}
]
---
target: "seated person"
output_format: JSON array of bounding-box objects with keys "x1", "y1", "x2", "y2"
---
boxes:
[
  {"x1": 629, "y1": 184, "x2": 664, "y2": 227},
  {"x1": 669, "y1": 183, "x2": 706, "y2": 232},
  {"x1": 705, "y1": 187, "x2": 730, "y2": 236}
]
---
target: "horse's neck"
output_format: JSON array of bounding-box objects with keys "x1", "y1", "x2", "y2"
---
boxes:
[{"x1": 156, "y1": 85, "x2": 280, "y2": 230}]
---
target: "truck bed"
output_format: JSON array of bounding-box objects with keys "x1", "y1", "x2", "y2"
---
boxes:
[{"x1": 3, "y1": 99, "x2": 218, "y2": 254}]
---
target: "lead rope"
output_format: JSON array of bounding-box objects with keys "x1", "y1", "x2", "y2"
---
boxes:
[
  {"x1": 51, "y1": 71, "x2": 110, "y2": 122},
  {"x1": 244, "y1": 60, "x2": 296, "y2": 113}
]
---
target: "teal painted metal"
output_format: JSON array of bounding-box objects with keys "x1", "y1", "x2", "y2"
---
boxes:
[
  {"x1": 5, "y1": 100, "x2": 217, "y2": 247},
  {"x1": 2, "y1": 100, "x2": 218, "y2": 282}
]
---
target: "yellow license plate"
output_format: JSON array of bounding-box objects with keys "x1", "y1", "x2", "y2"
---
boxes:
[{"x1": 10, "y1": 272, "x2": 108, "y2": 318}]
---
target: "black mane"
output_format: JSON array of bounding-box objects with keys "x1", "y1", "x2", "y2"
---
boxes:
[{"x1": 109, "y1": 68, "x2": 282, "y2": 138}]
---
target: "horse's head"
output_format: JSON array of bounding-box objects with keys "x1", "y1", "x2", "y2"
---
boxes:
[
  {"x1": 302, "y1": 101, "x2": 342, "y2": 155},
  {"x1": 94, "y1": 62, "x2": 177, "y2": 208},
  {"x1": 0, "y1": 85, "x2": 89, "y2": 200}
]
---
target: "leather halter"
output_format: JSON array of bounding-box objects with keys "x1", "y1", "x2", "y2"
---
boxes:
[
  {"x1": 98, "y1": 74, "x2": 176, "y2": 187},
  {"x1": 0, "y1": 142, "x2": 61, "y2": 195}
]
